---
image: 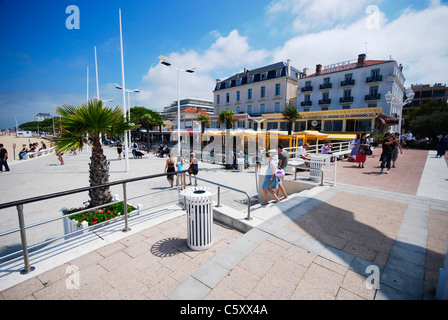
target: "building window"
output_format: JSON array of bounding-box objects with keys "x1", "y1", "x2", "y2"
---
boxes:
[
  {"x1": 248, "y1": 75, "x2": 254, "y2": 83},
  {"x1": 236, "y1": 91, "x2": 240, "y2": 101},
  {"x1": 276, "y1": 69, "x2": 282, "y2": 77},
  {"x1": 267, "y1": 122, "x2": 278, "y2": 130},
  {"x1": 261, "y1": 72, "x2": 268, "y2": 81},
  {"x1": 226, "y1": 93, "x2": 230, "y2": 103},
  {"x1": 236, "y1": 79, "x2": 241, "y2": 86},
  {"x1": 324, "y1": 77, "x2": 330, "y2": 84},
  {"x1": 324, "y1": 120, "x2": 343, "y2": 132},
  {"x1": 294, "y1": 121, "x2": 306, "y2": 131},
  {"x1": 236, "y1": 106, "x2": 240, "y2": 114},
  {"x1": 275, "y1": 102, "x2": 280, "y2": 113},
  {"x1": 261, "y1": 86, "x2": 266, "y2": 98},
  {"x1": 260, "y1": 104, "x2": 265, "y2": 114},
  {"x1": 247, "y1": 105, "x2": 252, "y2": 115},
  {"x1": 275, "y1": 83, "x2": 281, "y2": 96},
  {"x1": 248, "y1": 88, "x2": 252, "y2": 100},
  {"x1": 345, "y1": 119, "x2": 372, "y2": 132},
  {"x1": 217, "y1": 95, "x2": 220, "y2": 104}
]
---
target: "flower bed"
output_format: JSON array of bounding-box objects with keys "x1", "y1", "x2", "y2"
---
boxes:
[{"x1": 63, "y1": 202, "x2": 137, "y2": 227}]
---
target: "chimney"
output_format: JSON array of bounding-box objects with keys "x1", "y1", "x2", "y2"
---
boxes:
[
  {"x1": 287, "y1": 59, "x2": 291, "y2": 77},
  {"x1": 357, "y1": 53, "x2": 366, "y2": 67},
  {"x1": 316, "y1": 64, "x2": 322, "y2": 75},
  {"x1": 303, "y1": 68, "x2": 308, "y2": 76}
]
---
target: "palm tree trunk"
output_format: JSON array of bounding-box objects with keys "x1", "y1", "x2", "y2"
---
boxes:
[{"x1": 88, "y1": 139, "x2": 112, "y2": 208}]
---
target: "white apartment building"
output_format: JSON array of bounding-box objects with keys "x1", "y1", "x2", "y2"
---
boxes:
[
  {"x1": 211, "y1": 60, "x2": 301, "y2": 130},
  {"x1": 159, "y1": 98, "x2": 214, "y2": 130},
  {"x1": 296, "y1": 54, "x2": 408, "y2": 134}
]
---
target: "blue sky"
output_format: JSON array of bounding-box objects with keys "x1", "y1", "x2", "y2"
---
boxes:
[{"x1": 1, "y1": 0, "x2": 448, "y2": 130}]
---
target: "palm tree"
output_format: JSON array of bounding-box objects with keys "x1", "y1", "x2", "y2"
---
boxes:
[
  {"x1": 139, "y1": 113, "x2": 157, "y2": 152},
  {"x1": 282, "y1": 107, "x2": 301, "y2": 135},
  {"x1": 52, "y1": 100, "x2": 138, "y2": 208},
  {"x1": 197, "y1": 115, "x2": 210, "y2": 133},
  {"x1": 218, "y1": 109, "x2": 237, "y2": 130}
]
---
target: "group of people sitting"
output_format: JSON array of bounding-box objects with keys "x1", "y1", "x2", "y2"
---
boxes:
[
  {"x1": 154, "y1": 144, "x2": 170, "y2": 158},
  {"x1": 19, "y1": 141, "x2": 47, "y2": 160}
]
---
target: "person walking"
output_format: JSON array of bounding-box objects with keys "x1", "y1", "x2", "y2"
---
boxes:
[
  {"x1": 164, "y1": 154, "x2": 176, "y2": 188},
  {"x1": 176, "y1": 155, "x2": 185, "y2": 188},
  {"x1": 355, "y1": 133, "x2": 369, "y2": 168},
  {"x1": 380, "y1": 132, "x2": 394, "y2": 174},
  {"x1": 436, "y1": 133, "x2": 448, "y2": 158},
  {"x1": 0, "y1": 144, "x2": 10, "y2": 172},
  {"x1": 261, "y1": 152, "x2": 280, "y2": 205},
  {"x1": 188, "y1": 149, "x2": 199, "y2": 186},
  {"x1": 392, "y1": 132, "x2": 402, "y2": 168},
  {"x1": 349, "y1": 134, "x2": 360, "y2": 161},
  {"x1": 117, "y1": 142, "x2": 123, "y2": 160},
  {"x1": 276, "y1": 145, "x2": 289, "y2": 200}
]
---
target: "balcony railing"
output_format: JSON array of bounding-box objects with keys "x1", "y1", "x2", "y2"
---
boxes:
[
  {"x1": 301, "y1": 101, "x2": 312, "y2": 106},
  {"x1": 340, "y1": 79, "x2": 355, "y2": 87},
  {"x1": 318, "y1": 99, "x2": 331, "y2": 105},
  {"x1": 319, "y1": 83, "x2": 332, "y2": 90},
  {"x1": 366, "y1": 75, "x2": 383, "y2": 83},
  {"x1": 339, "y1": 96, "x2": 354, "y2": 103},
  {"x1": 365, "y1": 94, "x2": 381, "y2": 101},
  {"x1": 301, "y1": 86, "x2": 313, "y2": 92}
]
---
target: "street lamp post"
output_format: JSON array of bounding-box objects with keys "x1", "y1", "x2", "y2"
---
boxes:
[
  {"x1": 385, "y1": 88, "x2": 415, "y2": 134},
  {"x1": 114, "y1": 84, "x2": 140, "y2": 150},
  {"x1": 157, "y1": 55, "x2": 197, "y2": 156}
]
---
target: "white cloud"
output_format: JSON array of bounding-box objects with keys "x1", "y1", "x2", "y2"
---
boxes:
[
  {"x1": 267, "y1": 0, "x2": 383, "y2": 33},
  {"x1": 137, "y1": 30, "x2": 269, "y2": 110},
  {"x1": 270, "y1": 3, "x2": 448, "y2": 86}
]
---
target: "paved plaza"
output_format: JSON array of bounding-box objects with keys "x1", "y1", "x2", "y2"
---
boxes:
[{"x1": 0, "y1": 143, "x2": 447, "y2": 302}]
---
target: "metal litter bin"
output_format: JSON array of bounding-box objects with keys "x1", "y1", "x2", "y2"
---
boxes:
[{"x1": 180, "y1": 187, "x2": 217, "y2": 251}]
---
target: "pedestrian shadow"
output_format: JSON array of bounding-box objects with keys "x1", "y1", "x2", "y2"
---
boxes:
[{"x1": 282, "y1": 193, "x2": 443, "y2": 300}]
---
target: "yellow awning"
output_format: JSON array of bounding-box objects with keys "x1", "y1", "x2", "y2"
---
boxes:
[{"x1": 325, "y1": 133, "x2": 357, "y2": 140}]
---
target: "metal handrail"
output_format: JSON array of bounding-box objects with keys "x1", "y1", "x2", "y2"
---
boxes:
[
  {"x1": 0, "y1": 169, "x2": 252, "y2": 275},
  {"x1": 186, "y1": 174, "x2": 252, "y2": 221},
  {"x1": 0, "y1": 170, "x2": 189, "y2": 274}
]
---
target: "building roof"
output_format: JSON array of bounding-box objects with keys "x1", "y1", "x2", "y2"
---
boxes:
[
  {"x1": 214, "y1": 61, "x2": 301, "y2": 91},
  {"x1": 302, "y1": 59, "x2": 393, "y2": 78}
]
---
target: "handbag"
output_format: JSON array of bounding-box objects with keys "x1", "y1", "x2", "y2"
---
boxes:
[{"x1": 366, "y1": 147, "x2": 373, "y2": 156}]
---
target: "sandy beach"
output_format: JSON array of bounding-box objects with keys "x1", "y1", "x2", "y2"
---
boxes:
[{"x1": 0, "y1": 135, "x2": 52, "y2": 163}]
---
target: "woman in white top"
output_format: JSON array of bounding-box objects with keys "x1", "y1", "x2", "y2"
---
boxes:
[{"x1": 261, "y1": 152, "x2": 280, "y2": 205}]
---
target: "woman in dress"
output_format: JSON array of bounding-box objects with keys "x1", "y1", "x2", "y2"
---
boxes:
[
  {"x1": 349, "y1": 134, "x2": 360, "y2": 161},
  {"x1": 261, "y1": 152, "x2": 280, "y2": 205},
  {"x1": 355, "y1": 133, "x2": 369, "y2": 168},
  {"x1": 188, "y1": 149, "x2": 199, "y2": 186},
  {"x1": 164, "y1": 154, "x2": 176, "y2": 188}
]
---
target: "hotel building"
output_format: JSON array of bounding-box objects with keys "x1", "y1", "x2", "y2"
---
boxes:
[
  {"x1": 296, "y1": 54, "x2": 408, "y2": 134},
  {"x1": 160, "y1": 98, "x2": 214, "y2": 130},
  {"x1": 211, "y1": 60, "x2": 301, "y2": 130}
]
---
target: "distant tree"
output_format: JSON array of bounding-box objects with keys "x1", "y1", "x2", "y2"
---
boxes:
[
  {"x1": 282, "y1": 107, "x2": 301, "y2": 135},
  {"x1": 408, "y1": 101, "x2": 448, "y2": 138},
  {"x1": 197, "y1": 115, "x2": 210, "y2": 133},
  {"x1": 218, "y1": 109, "x2": 236, "y2": 130}
]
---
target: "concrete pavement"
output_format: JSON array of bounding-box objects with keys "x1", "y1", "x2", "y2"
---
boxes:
[{"x1": 0, "y1": 144, "x2": 447, "y2": 301}]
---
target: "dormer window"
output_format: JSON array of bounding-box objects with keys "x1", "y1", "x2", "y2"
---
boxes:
[
  {"x1": 276, "y1": 69, "x2": 282, "y2": 77},
  {"x1": 261, "y1": 72, "x2": 268, "y2": 80}
]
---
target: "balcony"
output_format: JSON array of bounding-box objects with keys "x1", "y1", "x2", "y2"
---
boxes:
[
  {"x1": 301, "y1": 86, "x2": 313, "y2": 92},
  {"x1": 301, "y1": 101, "x2": 312, "y2": 106},
  {"x1": 318, "y1": 99, "x2": 331, "y2": 105},
  {"x1": 365, "y1": 94, "x2": 381, "y2": 101},
  {"x1": 366, "y1": 75, "x2": 382, "y2": 83},
  {"x1": 339, "y1": 96, "x2": 354, "y2": 103},
  {"x1": 340, "y1": 79, "x2": 355, "y2": 87},
  {"x1": 319, "y1": 83, "x2": 332, "y2": 90}
]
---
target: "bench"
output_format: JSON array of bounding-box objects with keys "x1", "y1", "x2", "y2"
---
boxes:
[
  {"x1": 332, "y1": 150, "x2": 351, "y2": 160},
  {"x1": 22, "y1": 147, "x2": 55, "y2": 160}
]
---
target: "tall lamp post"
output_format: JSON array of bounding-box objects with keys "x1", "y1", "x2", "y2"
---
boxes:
[
  {"x1": 385, "y1": 87, "x2": 415, "y2": 134},
  {"x1": 157, "y1": 55, "x2": 197, "y2": 156},
  {"x1": 114, "y1": 84, "x2": 140, "y2": 150}
]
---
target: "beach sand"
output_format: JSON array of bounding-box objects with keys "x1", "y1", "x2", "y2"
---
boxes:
[{"x1": 0, "y1": 135, "x2": 52, "y2": 162}]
